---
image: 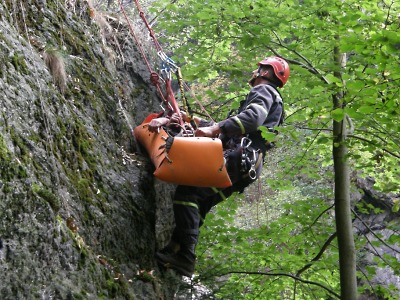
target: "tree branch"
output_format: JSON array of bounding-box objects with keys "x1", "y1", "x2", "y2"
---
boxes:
[
  {"x1": 290, "y1": 125, "x2": 400, "y2": 159},
  {"x1": 309, "y1": 204, "x2": 335, "y2": 228},
  {"x1": 352, "y1": 208, "x2": 400, "y2": 254},
  {"x1": 219, "y1": 270, "x2": 340, "y2": 298},
  {"x1": 266, "y1": 33, "x2": 330, "y2": 84},
  {"x1": 295, "y1": 232, "x2": 337, "y2": 277},
  {"x1": 283, "y1": 119, "x2": 331, "y2": 176},
  {"x1": 348, "y1": 134, "x2": 400, "y2": 159}
]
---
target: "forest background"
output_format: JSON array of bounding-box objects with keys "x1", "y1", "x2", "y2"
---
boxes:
[{"x1": 104, "y1": 0, "x2": 400, "y2": 299}]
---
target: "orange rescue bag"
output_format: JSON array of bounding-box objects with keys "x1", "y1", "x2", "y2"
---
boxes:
[
  {"x1": 134, "y1": 123, "x2": 168, "y2": 169},
  {"x1": 134, "y1": 122, "x2": 232, "y2": 188}
]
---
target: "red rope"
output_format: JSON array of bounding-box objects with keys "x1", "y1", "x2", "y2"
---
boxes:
[
  {"x1": 133, "y1": 0, "x2": 164, "y2": 52},
  {"x1": 118, "y1": 0, "x2": 180, "y2": 117}
]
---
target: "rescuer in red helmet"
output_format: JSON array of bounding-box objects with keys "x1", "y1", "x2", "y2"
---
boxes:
[{"x1": 151, "y1": 56, "x2": 290, "y2": 277}]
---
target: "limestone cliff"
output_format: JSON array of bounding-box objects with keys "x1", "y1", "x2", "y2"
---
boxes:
[{"x1": 0, "y1": 1, "x2": 177, "y2": 299}]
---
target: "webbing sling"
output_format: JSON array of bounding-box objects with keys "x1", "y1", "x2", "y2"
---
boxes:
[{"x1": 173, "y1": 201, "x2": 199, "y2": 209}]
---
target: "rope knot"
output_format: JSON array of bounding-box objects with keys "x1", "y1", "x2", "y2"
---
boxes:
[
  {"x1": 149, "y1": 29, "x2": 155, "y2": 39},
  {"x1": 150, "y1": 72, "x2": 160, "y2": 86}
]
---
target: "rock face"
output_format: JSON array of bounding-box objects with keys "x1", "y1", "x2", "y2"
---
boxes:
[
  {"x1": 0, "y1": 1, "x2": 176, "y2": 298},
  {"x1": 353, "y1": 177, "x2": 400, "y2": 299}
]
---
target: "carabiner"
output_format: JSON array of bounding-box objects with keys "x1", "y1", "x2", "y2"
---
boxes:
[
  {"x1": 248, "y1": 149, "x2": 257, "y2": 180},
  {"x1": 240, "y1": 136, "x2": 252, "y2": 149},
  {"x1": 158, "y1": 51, "x2": 178, "y2": 73},
  {"x1": 248, "y1": 168, "x2": 257, "y2": 180},
  {"x1": 240, "y1": 137, "x2": 253, "y2": 173}
]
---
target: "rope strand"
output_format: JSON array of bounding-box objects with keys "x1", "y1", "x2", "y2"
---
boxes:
[
  {"x1": 117, "y1": 0, "x2": 168, "y2": 105},
  {"x1": 118, "y1": 0, "x2": 181, "y2": 116}
]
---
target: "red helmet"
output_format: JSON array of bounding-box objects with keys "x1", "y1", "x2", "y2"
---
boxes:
[{"x1": 258, "y1": 56, "x2": 290, "y2": 88}]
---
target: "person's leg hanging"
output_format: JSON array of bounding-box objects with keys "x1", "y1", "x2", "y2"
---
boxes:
[{"x1": 156, "y1": 186, "x2": 202, "y2": 277}]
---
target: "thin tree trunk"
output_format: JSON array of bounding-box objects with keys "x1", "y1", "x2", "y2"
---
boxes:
[{"x1": 332, "y1": 48, "x2": 358, "y2": 299}]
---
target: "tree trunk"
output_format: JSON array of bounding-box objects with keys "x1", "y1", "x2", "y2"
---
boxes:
[{"x1": 332, "y1": 49, "x2": 358, "y2": 299}]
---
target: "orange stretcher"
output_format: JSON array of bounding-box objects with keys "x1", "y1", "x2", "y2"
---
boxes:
[{"x1": 133, "y1": 117, "x2": 232, "y2": 188}]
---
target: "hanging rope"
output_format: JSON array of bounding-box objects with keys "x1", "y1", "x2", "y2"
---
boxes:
[
  {"x1": 118, "y1": 0, "x2": 219, "y2": 129},
  {"x1": 117, "y1": 0, "x2": 181, "y2": 120}
]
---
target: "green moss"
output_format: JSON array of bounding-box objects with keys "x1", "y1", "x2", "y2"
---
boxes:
[
  {"x1": 3, "y1": 183, "x2": 12, "y2": 193},
  {"x1": 28, "y1": 132, "x2": 42, "y2": 143},
  {"x1": 56, "y1": 116, "x2": 67, "y2": 136},
  {"x1": 104, "y1": 277, "x2": 132, "y2": 299},
  {"x1": 72, "y1": 293, "x2": 86, "y2": 300},
  {"x1": 0, "y1": 133, "x2": 28, "y2": 180},
  {"x1": 0, "y1": 134, "x2": 10, "y2": 161},
  {"x1": 77, "y1": 178, "x2": 94, "y2": 203},
  {"x1": 71, "y1": 121, "x2": 96, "y2": 169},
  {"x1": 31, "y1": 158, "x2": 44, "y2": 174},
  {"x1": 78, "y1": 249, "x2": 88, "y2": 270},
  {"x1": 106, "y1": 279, "x2": 118, "y2": 297},
  {"x1": 11, "y1": 52, "x2": 29, "y2": 75},
  {"x1": 130, "y1": 87, "x2": 144, "y2": 99},
  {"x1": 0, "y1": 52, "x2": 3, "y2": 77},
  {"x1": 16, "y1": 165, "x2": 27, "y2": 179},
  {"x1": 10, "y1": 127, "x2": 30, "y2": 162},
  {"x1": 32, "y1": 183, "x2": 61, "y2": 212},
  {"x1": 61, "y1": 26, "x2": 96, "y2": 60}
]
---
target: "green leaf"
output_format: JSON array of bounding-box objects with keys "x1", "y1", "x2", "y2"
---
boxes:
[
  {"x1": 317, "y1": 136, "x2": 330, "y2": 144},
  {"x1": 332, "y1": 108, "x2": 345, "y2": 122},
  {"x1": 358, "y1": 105, "x2": 376, "y2": 114},
  {"x1": 325, "y1": 74, "x2": 342, "y2": 84},
  {"x1": 392, "y1": 199, "x2": 400, "y2": 213},
  {"x1": 259, "y1": 126, "x2": 276, "y2": 141}
]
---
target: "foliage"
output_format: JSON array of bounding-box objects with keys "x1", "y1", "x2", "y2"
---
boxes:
[
  {"x1": 195, "y1": 193, "x2": 341, "y2": 299},
  {"x1": 150, "y1": 0, "x2": 399, "y2": 192},
  {"x1": 142, "y1": 0, "x2": 400, "y2": 298}
]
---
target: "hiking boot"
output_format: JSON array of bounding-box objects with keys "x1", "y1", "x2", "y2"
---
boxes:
[
  {"x1": 156, "y1": 247, "x2": 196, "y2": 277},
  {"x1": 157, "y1": 240, "x2": 180, "y2": 256}
]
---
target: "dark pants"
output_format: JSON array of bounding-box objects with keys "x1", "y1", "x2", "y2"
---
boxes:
[{"x1": 171, "y1": 150, "x2": 262, "y2": 246}]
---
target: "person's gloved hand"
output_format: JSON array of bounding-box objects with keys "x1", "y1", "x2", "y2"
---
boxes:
[
  {"x1": 195, "y1": 124, "x2": 221, "y2": 138},
  {"x1": 147, "y1": 117, "x2": 170, "y2": 133},
  {"x1": 169, "y1": 113, "x2": 183, "y2": 125}
]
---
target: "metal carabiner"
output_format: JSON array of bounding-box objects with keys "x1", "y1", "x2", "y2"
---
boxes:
[
  {"x1": 240, "y1": 137, "x2": 247, "y2": 171},
  {"x1": 248, "y1": 149, "x2": 257, "y2": 180},
  {"x1": 240, "y1": 137, "x2": 254, "y2": 173},
  {"x1": 158, "y1": 51, "x2": 178, "y2": 73},
  {"x1": 240, "y1": 136, "x2": 252, "y2": 149}
]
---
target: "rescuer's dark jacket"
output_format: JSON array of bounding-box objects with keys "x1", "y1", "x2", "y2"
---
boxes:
[{"x1": 218, "y1": 83, "x2": 284, "y2": 155}]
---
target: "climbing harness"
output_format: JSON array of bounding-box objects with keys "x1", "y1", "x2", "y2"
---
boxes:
[
  {"x1": 240, "y1": 137, "x2": 258, "y2": 180},
  {"x1": 120, "y1": 1, "x2": 232, "y2": 188}
]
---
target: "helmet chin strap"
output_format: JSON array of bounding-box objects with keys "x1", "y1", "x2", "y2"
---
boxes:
[
  {"x1": 249, "y1": 67, "x2": 269, "y2": 86},
  {"x1": 248, "y1": 75, "x2": 258, "y2": 86}
]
